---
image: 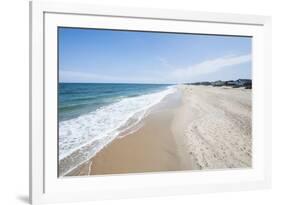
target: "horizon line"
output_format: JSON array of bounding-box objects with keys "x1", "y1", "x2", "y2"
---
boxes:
[
  {"x1": 59, "y1": 82, "x2": 175, "y2": 85},
  {"x1": 59, "y1": 78, "x2": 252, "y2": 84}
]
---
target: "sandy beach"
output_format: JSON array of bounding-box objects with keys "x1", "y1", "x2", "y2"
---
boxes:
[{"x1": 67, "y1": 85, "x2": 252, "y2": 176}]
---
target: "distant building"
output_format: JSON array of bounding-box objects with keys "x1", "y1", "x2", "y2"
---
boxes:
[
  {"x1": 200, "y1": 81, "x2": 211, "y2": 85},
  {"x1": 236, "y1": 79, "x2": 252, "y2": 86},
  {"x1": 212, "y1": 80, "x2": 225, "y2": 86},
  {"x1": 186, "y1": 79, "x2": 252, "y2": 89},
  {"x1": 225, "y1": 80, "x2": 236, "y2": 86}
]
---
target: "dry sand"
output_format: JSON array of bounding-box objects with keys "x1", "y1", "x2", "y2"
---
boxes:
[
  {"x1": 67, "y1": 85, "x2": 252, "y2": 176},
  {"x1": 180, "y1": 85, "x2": 252, "y2": 169}
]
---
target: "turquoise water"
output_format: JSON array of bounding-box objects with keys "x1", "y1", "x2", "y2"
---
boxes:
[
  {"x1": 59, "y1": 83, "x2": 170, "y2": 122},
  {"x1": 58, "y1": 83, "x2": 176, "y2": 175}
]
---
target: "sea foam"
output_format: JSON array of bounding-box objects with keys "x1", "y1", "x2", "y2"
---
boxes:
[{"x1": 59, "y1": 86, "x2": 176, "y2": 176}]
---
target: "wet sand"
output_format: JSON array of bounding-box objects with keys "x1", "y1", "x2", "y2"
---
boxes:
[
  {"x1": 67, "y1": 85, "x2": 252, "y2": 176},
  {"x1": 68, "y1": 90, "x2": 191, "y2": 176}
]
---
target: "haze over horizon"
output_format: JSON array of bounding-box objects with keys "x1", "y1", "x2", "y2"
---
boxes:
[{"x1": 59, "y1": 28, "x2": 252, "y2": 84}]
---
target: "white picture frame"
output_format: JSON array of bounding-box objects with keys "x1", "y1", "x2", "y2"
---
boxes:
[{"x1": 30, "y1": 1, "x2": 272, "y2": 204}]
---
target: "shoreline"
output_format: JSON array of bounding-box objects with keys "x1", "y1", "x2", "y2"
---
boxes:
[
  {"x1": 58, "y1": 85, "x2": 176, "y2": 176},
  {"x1": 67, "y1": 88, "x2": 192, "y2": 176},
  {"x1": 66, "y1": 85, "x2": 252, "y2": 176}
]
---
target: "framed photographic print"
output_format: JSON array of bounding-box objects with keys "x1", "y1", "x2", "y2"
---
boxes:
[{"x1": 30, "y1": 1, "x2": 272, "y2": 204}]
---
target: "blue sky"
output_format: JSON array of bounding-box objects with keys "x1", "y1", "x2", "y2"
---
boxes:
[{"x1": 59, "y1": 27, "x2": 251, "y2": 84}]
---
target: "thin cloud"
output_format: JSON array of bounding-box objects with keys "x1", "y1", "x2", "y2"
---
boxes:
[
  {"x1": 170, "y1": 54, "x2": 251, "y2": 82},
  {"x1": 60, "y1": 54, "x2": 251, "y2": 84},
  {"x1": 59, "y1": 70, "x2": 122, "y2": 83},
  {"x1": 59, "y1": 70, "x2": 159, "y2": 83},
  {"x1": 156, "y1": 57, "x2": 172, "y2": 69}
]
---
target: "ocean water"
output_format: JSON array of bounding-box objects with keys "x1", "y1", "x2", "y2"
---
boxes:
[{"x1": 59, "y1": 83, "x2": 176, "y2": 176}]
